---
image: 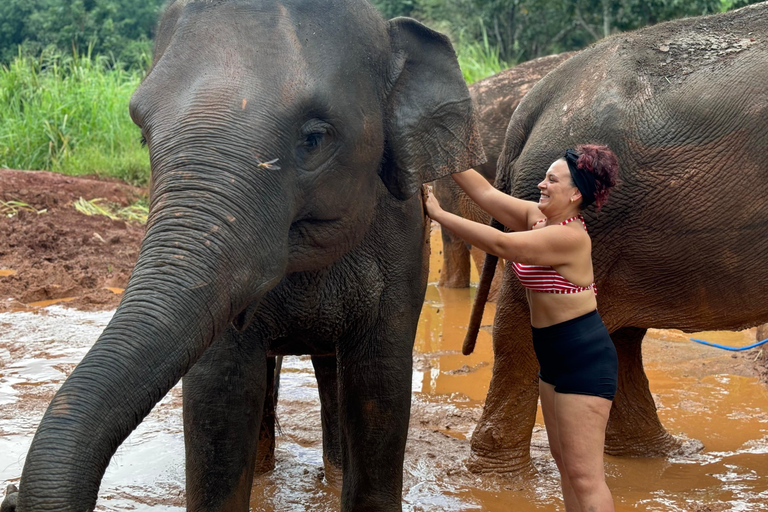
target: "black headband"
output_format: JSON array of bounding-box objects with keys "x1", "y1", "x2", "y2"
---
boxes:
[{"x1": 564, "y1": 148, "x2": 596, "y2": 208}]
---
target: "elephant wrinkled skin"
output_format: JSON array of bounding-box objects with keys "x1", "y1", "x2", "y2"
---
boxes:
[
  {"x1": 467, "y1": 3, "x2": 768, "y2": 475},
  {"x1": 4, "y1": 1, "x2": 484, "y2": 511},
  {"x1": 433, "y1": 52, "x2": 575, "y2": 298}
]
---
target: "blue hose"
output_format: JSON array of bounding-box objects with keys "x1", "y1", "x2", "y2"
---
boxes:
[{"x1": 689, "y1": 337, "x2": 768, "y2": 352}]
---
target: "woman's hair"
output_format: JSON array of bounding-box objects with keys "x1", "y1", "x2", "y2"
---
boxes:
[{"x1": 574, "y1": 144, "x2": 620, "y2": 210}]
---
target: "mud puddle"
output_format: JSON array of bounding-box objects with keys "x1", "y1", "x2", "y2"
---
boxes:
[{"x1": 1, "y1": 226, "x2": 768, "y2": 511}]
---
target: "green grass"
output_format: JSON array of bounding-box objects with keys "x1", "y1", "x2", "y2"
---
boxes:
[
  {"x1": 0, "y1": 49, "x2": 150, "y2": 186},
  {"x1": 455, "y1": 26, "x2": 511, "y2": 84}
]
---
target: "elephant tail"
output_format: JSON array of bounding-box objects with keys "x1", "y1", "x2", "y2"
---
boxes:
[
  {"x1": 273, "y1": 355, "x2": 283, "y2": 435},
  {"x1": 462, "y1": 219, "x2": 503, "y2": 355}
]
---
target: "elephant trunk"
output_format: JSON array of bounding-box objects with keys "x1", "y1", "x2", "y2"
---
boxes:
[{"x1": 17, "y1": 189, "x2": 287, "y2": 511}]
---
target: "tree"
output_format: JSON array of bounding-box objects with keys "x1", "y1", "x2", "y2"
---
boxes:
[{"x1": 0, "y1": 0, "x2": 166, "y2": 69}]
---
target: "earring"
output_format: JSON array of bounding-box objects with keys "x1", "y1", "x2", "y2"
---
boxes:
[{"x1": 570, "y1": 198, "x2": 574, "y2": 203}]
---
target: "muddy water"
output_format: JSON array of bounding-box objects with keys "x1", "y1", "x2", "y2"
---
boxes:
[{"x1": 2, "y1": 226, "x2": 768, "y2": 511}]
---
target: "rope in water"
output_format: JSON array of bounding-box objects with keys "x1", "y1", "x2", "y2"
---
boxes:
[{"x1": 690, "y1": 337, "x2": 768, "y2": 352}]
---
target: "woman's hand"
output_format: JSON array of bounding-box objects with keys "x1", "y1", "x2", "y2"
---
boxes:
[{"x1": 422, "y1": 184, "x2": 443, "y2": 220}]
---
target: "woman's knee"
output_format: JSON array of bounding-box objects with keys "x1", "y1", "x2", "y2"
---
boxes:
[{"x1": 564, "y1": 465, "x2": 604, "y2": 496}]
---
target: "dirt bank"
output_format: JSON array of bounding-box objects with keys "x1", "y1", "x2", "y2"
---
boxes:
[{"x1": 0, "y1": 169, "x2": 146, "y2": 312}]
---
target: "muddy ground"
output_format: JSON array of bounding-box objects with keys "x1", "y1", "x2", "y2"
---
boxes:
[
  {"x1": 2, "y1": 169, "x2": 768, "y2": 511},
  {"x1": 1, "y1": 168, "x2": 764, "y2": 378},
  {"x1": 1, "y1": 169, "x2": 146, "y2": 311}
]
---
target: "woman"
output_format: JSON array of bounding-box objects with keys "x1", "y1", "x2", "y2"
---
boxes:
[{"x1": 424, "y1": 145, "x2": 620, "y2": 512}]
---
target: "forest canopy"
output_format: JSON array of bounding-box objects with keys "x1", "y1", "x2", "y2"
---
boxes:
[{"x1": 0, "y1": 0, "x2": 762, "y2": 71}]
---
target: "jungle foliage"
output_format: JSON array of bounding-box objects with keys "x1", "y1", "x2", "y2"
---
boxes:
[
  {"x1": 375, "y1": 0, "x2": 762, "y2": 69},
  {"x1": 0, "y1": 0, "x2": 164, "y2": 69}
]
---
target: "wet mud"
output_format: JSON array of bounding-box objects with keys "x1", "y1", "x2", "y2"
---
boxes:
[
  {"x1": 2, "y1": 170, "x2": 768, "y2": 510},
  {"x1": 1, "y1": 169, "x2": 145, "y2": 312}
]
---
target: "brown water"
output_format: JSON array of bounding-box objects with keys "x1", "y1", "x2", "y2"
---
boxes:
[{"x1": 1, "y1": 225, "x2": 767, "y2": 511}]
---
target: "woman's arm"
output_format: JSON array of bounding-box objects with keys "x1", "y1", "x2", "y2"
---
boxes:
[
  {"x1": 452, "y1": 169, "x2": 540, "y2": 232},
  {"x1": 426, "y1": 194, "x2": 585, "y2": 267}
]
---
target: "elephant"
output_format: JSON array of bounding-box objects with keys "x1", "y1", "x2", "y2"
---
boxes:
[
  {"x1": 461, "y1": 2, "x2": 768, "y2": 476},
  {"x1": 433, "y1": 52, "x2": 575, "y2": 299},
  {"x1": 3, "y1": 0, "x2": 484, "y2": 510},
  {"x1": 251, "y1": 51, "x2": 583, "y2": 481}
]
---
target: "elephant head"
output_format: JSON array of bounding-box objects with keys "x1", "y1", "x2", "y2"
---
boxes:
[{"x1": 9, "y1": 1, "x2": 483, "y2": 510}]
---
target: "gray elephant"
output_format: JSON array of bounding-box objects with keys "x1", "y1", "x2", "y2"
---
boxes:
[
  {"x1": 3, "y1": 1, "x2": 484, "y2": 511},
  {"x1": 462, "y1": 2, "x2": 768, "y2": 476},
  {"x1": 433, "y1": 52, "x2": 575, "y2": 299}
]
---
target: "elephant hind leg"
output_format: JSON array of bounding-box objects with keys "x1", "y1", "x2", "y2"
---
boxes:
[
  {"x1": 254, "y1": 356, "x2": 279, "y2": 475},
  {"x1": 438, "y1": 226, "x2": 471, "y2": 288},
  {"x1": 605, "y1": 327, "x2": 686, "y2": 456},
  {"x1": 183, "y1": 327, "x2": 268, "y2": 512}
]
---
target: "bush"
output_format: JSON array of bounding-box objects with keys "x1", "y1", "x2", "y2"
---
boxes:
[{"x1": 0, "y1": 49, "x2": 149, "y2": 185}]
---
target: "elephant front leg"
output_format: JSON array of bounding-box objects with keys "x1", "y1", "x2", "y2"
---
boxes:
[
  {"x1": 312, "y1": 355, "x2": 343, "y2": 487},
  {"x1": 605, "y1": 327, "x2": 683, "y2": 456},
  {"x1": 183, "y1": 327, "x2": 268, "y2": 512},
  {"x1": 467, "y1": 283, "x2": 540, "y2": 476},
  {"x1": 337, "y1": 343, "x2": 413, "y2": 511}
]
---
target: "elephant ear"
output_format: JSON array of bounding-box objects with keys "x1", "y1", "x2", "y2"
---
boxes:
[{"x1": 382, "y1": 18, "x2": 486, "y2": 200}]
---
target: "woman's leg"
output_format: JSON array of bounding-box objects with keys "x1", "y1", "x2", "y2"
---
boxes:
[
  {"x1": 554, "y1": 392, "x2": 614, "y2": 512},
  {"x1": 539, "y1": 380, "x2": 582, "y2": 512}
]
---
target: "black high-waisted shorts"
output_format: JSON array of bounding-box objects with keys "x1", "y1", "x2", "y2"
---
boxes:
[{"x1": 531, "y1": 309, "x2": 618, "y2": 400}]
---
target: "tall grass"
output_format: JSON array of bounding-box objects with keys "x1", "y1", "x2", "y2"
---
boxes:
[
  {"x1": 455, "y1": 24, "x2": 511, "y2": 84},
  {"x1": 0, "y1": 49, "x2": 149, "y2": 185}
]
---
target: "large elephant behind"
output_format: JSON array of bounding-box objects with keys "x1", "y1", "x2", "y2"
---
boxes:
[
  {"x1": 464, "y1": 2, "x2": 768, "y2": 476},
  {"x1": 433, "y1": 52, "x2": 575, "y2": 298},
  {"x1": 5, "y1": 1, "x2": 483, "y2": 511}
]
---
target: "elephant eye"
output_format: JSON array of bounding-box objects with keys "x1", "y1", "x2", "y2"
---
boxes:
[
  {"x1": 299, "y1": 119, "x2": 331, "y2": 152},
  {"x1": 303, "y1": 131, "x2": 325, "y2": 149}
]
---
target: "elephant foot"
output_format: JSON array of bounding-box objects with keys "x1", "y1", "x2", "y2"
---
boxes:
[
  {"x1": 321, "y1": 456, "x2": 343, "y2": 489},
  {"x1": 605, "y1": 431, "x2": 702, "y2": 457},
  {"x1": 466, "y1": 421, "x2": 538, "y2": 477},
  {"x1": 1, "y1": 484, "x2": 18, "y2": 512},
  {"x1": 465, "y1": 448, "x2": 537, "y2": 477},
  {"x1": 756, "y1": 323, "x2": 768, "y2": 342},
  {"x1": 253, "y1": 414, "x2": 277, "y2": 474},
  {"x1": 438, "y1": 273, "x2": 470, "y2": 289},
  {"x1": 253, "y1": 445, "x2": 276, "y2": 474}
]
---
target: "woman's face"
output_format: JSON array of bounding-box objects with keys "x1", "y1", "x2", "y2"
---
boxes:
[{"x1": 537, "y1": 159, "x2": 580, "y2": 215}]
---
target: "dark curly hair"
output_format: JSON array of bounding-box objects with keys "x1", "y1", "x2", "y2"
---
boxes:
[{"x1": 573, "y1": 144, "x2": 620, "y2": 210}]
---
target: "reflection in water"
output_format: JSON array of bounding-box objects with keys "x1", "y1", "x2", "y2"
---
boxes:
[
  {"x1": 1, "y1": 225, "x2": 767, "y2": 511},
  {"x1": 27, "y1": 297, "x2": 76, "y2": 308}
]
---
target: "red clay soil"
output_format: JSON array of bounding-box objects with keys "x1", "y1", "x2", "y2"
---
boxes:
[{"x1": 0, "y1": 169, "x2": 147, "y2": 312}]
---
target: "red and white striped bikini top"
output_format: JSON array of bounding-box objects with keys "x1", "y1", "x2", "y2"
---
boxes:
[{"x1": 510, "y1": 214, "x2": 596, "y2": 295}]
